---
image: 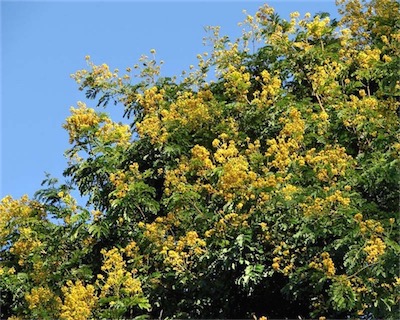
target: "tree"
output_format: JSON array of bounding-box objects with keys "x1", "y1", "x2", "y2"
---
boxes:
[{"x1": 1, "y1": 0, "x2": 399, "y2": 318}]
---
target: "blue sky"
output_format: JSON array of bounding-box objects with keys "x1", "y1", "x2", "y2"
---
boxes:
[{"x1": 1, "y1": 0, "x2": 337, "y2": 200}]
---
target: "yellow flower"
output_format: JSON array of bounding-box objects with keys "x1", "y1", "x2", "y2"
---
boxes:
[
  {"x1": 219, "y1": 156, "x2": 249, "y2": 192},
  {"x1": 281, "y1": 184, "x2": 298, "y2": 201},
  {"x1": 63, "y1": 102, "x2": 101, "y2": 144},
  {"x1": 364, "y1": 237, "x2": 386, "y2": 263},
  {"x1": 96, "y1": 119, "x2": 132, "y2": 146},
  {"x1": 309, "y1": 252, "x2": 335, "y2": 277},
  {"x1": 354, "y1": 213, "x2": 363, "y2": 222},
  {"x1": 212, "y1": 138, "x2": 221, "y2": 148},
  {"x1": 306, "y1": 16, "x2": 330, "y2": 38},
  {"x1": 26, "y1": 287, "x2": 51, "y2": 309},
  {"x1": 321, "y1": 252, "x2": 336, "y2": 277},
  {"x1": 223, "y1": 64, "x2": 251, "y2": 101},
  {"x1": 61, "y1": 280, "x2": 97, "y2": 320},
  {"x1": 191, "y1": 144, "x2": 215, "y2": 170},
  {"x1": 320, "y1": 111, "x2": 329, "y2": 121},
  {"x1": 98, "y1": 247, "x2": 144, "y2": 299}
]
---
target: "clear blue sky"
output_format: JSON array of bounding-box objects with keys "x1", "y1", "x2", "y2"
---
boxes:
[{"x1": 1, "y1": 0, "x2": 337, "y2": 200}]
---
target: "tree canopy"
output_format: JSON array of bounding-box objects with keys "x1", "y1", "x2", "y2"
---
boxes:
[{"x1": 1, "y1": 0, "x2": 399, "y2": 319}]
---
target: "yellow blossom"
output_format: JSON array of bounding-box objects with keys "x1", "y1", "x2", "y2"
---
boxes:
[
  {"x1": 60, "y1": 280, "x2": 97, "y2": 320},
  {"x1": 364, "y1": 237, "x2": 386, "y2": 263},
  {"x1": 98, "y1": 247, "x2": 143, "y2": 299},
  {"x1": 223, "y1": 64, "x2": 251, "y2": 101},
  {"x1": 63, "y1": 102, "x2": 101, "y2": 144}
]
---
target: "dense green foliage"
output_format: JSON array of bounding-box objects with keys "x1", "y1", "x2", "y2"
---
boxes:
[{"x1": 1, "y1": 0, "x2": 399, "y2": 319}]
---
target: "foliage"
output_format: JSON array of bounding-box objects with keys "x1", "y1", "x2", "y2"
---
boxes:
[{"x1": 1, "y1": 0, "x2": 399, "y2": 319}]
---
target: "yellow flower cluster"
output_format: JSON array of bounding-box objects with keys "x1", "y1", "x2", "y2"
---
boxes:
[
  {"x1": 251, "y1": 69, "x2": 281, "y2": 108},
  {"x1": 25, "y1": 286, "x2": 61, "y2": 312},
  {"x1": 325, "y1": 190, "x2": 351, "y2": 206},
  {"x1": 339, "y1": 95, "x2": 385, "y2": 139},
  {"x1": 58, "y1": 191, "x2": 78, "y2": 218},
  {"x1": 214, "y1": 137, "x2": 239, "y2": 163},
  {"x1": 223, "y1": 64, "x2": 251, "y2": 102},
  {"x1": 161, "y1": 231, "x2": 206, "y2": 273},
  {"x1": 98, "y1": 248, "x2": 143, "y2": 298},
  {"x1": 207, "y1": 212, "x2": 250, "y2": 237},
  {"x1": 256, "y1": 222, "x2": 271, "y2": 243},
  {"x1": 109, "y1": 170, "x2": 129, "y2": 198},
  {"x1": 161, "y1": 91, "x2": 212, "y2": 130},
  {"x1": 70, "y1": 68, "x2": 88, "y2": 85},
  {"x1": 321, "y1": 252, "x2": 336, "y2": 277},
  {"x1": 337, "y1": 0, "x2": 371, "y2": 38},
  {"x1": 272, "y1": 242, "x2": 294, "y2": 275},
  {"x1": 90, "y1": 63, "x2": 113, "y2": 84},
  {"x1": 272, "y1": 257, "x2": 281, "y2": 271},
  {"x1": 219, "y1": 156, "x2": 250, "y2": 196},
  {"x1": 301, "y1": 190, "x2": 350, "y2": 217},
  {"x1": 164, "y1": 162, "x2": 190, "y2": 196},
  {"x1": 357, "y1": 48, "x2": 381, "y2": 69},
  {"x1": 280, "y1": 108, "x2": 305, "y2": 140},
  {"x1": 306, "y1": 16, "x2": 331, "y2": 38},
  {"x1": 308, "y1": 60, "x2": 343, "y2": 95},
  {"x1": 353, "y1": 212, "x2": 363, "y2": 222},
  {"x1": 238, "y1": 11, "x2": 262, "y2": 48},
  {"x1": 354, "y1": 213, "x2": 385, "y2": 235},
  {"x1": 133, "y1": 87, "x2": 169, "y2": 144},
  {"x1": 256, "y1": 4, "x2": 275, "y2": 20},
  {"x1": 91, "y1": 209, "x2": 103, "y2": 221},
  {"x1": 166, "y1": 134, "x2": 281, "y2": 204},
  {"x1": 265, "y1": 108, "x2": 305, "y2": 173},
  {"x1": 31, "y1": 260, "x2": 49, "y2": 284},
  {"x1": 7, "y1": 316, "x2": 23, "y2": 320},
  {"x1": 136, "y1": 115, "x2": 167, "y2": 144},
  {"x1": 267, "y1": 22, "x2": 290, "y2": 47},
  {"x1": 140, "y1": 215, "x2": 206, "y2": 274},
  {"x1": 64, "y1": 102, "x2": 101, "y2": 144},
  {"x1": 140, "y1": 215, "x2": 173, "y2": 244},
  {"x1": 280, "y1": 184, "x2": 298, "y2": 201},
  {"x1": 137, "y1": 86, "x2": 166, "y2": 114},
  {"x1": 0, "y1": 195, "x2": 35, "y2": 246},
  {"x1": 190, "y1": 144, "x2": 215, "y2": 176},
  {"x1": 60, "y1": 280, "x2": 97, "y2": 320},
  {"x1": 301, "y1": 197, "x2": 327, "y2": 216},
  {"x1": 10, "y1": 227, "x2": 42, "y2": 266},
  {"x1": 363, "y1": 236, "x2": 386, "y2": 263},
  {"x1": 71, "y1": 61, "x2": 122, "y2": 88},
  {"x1": 65, "y1": 101, "x2": 132, "y2": 148},
  {"x1": 311, "y1": 110, "x2": 331, "y2": 135},
  {"x1": 304, "y1": 146, "x2": 353, "y2": 182},
  {"x1": 309, "y1": 252, "x2": 336, "y2": 277},
  {"x1": 96, "y1": 118, "x2": 131, "y2": 146},
  {"x1": 109, "y1": 163, "x2": 142, "y2": 200},
  {"x1": 266, "y1": 137, "x2": 301, "y2": 172},
  {"x1": 124, "y1": 240, "x2": 139, "y2": 258}
]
